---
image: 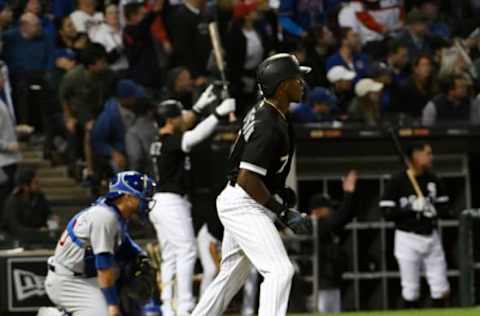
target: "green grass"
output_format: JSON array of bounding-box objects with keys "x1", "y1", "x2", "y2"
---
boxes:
[{"x1": 231, "y1": 308, "x2": 480, "y2": 316}]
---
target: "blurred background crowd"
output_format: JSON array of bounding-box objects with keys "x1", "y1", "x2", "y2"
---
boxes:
[{"x1": 1, "y1": 0, "x2": 480, "y2": 231}]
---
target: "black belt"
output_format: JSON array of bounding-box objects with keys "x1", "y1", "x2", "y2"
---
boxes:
[{"x1": 48, "y1": 264, "x2": 84, "y2": 277}]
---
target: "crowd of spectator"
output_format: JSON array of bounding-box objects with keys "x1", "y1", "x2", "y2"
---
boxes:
[{"x1": 0, "y1": 0, "x2": 480, "y2": 202}]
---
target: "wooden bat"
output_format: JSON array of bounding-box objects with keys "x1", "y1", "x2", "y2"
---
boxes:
[
  {"x1": 208, "y1": 22, "x2": 236, "y2": 122},
  {"x1": 387, "y1": 127, "x2": 424, "y2": 198}
]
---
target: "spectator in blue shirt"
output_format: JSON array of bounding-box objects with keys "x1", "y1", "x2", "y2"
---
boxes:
[
  {"x1": 419, "y1": 0, "x2": 451, "y2": 39},
  {"x1": 291, "y1": 87, "x2": 339, "y2": 123},
  {"x1": 91, "y1": 80, "x2": 145, "y2": 177},
  {"x1": 278, "y1": 0, "x2": 341, "y2": 38},
  {"x1": 21, "y1": 0, "x2": 56, "y2": 40},
  {"x1": 2, "y1": 12, "x2": 54, "y2": 131},
  {"x1": 326, "y1": 27, "x2": 369, "y2": 82},
  {"x1": 397, "y1": 9, "x2": 433, "y2": 61}
]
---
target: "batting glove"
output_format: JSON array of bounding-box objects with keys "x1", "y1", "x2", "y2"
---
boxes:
[
  {"x1": 411, "y1": 197, "x2": 427, "y2": 213},
  {"x1": 278, "y1": 187, "x2": 297, "y2": 208},
  {"x1": 422, "y1": 201, "x2": 437, "y2": 218},
  {"x1": 193, "y1": 84, "x2": 217, "y2": 114},
  {"x1": 215, "y1": 98, "x2": 236, "y2": 117},
  {"x1": 280, "y1": 209, "x2": 313, "y2": 235}
]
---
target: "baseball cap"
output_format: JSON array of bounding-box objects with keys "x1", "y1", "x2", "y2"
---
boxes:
[
  {"x1": 355, "y1": 78, "x2": 384, "y2": 97},
  {"x1": 307, "y1": 87, "x2": 337, "y2": 107},
  {"x1": 116, "y1": 80, "x2": 145, "y2": 98},
  {"x1": 327, "y1": 66, "x2": 356, "y2": 83}
]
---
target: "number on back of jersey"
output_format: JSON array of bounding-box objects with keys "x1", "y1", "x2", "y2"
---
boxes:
[{"x1": 150, "y1": 141, "x2": 163, "y2": 157}]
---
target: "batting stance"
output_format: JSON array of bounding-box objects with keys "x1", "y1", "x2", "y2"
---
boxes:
[
  {"x1": 380, "y1": 142, "x2": 450, "y2": 308},
  {"x1": 45, "y1": 171, "x2": 156, "y2": 316},
  {"x1": 148, "y1": 88, "x2": 236, "y2": 316},
  {"x1": 192, "y1": 53, "x2": 312, "y2": 316}
]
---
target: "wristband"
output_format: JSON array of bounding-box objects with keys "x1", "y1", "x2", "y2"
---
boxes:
[
  {"x1": 213, "y1": 110, "x2": 222, "y2": 120},
  {"x1": 265, "y1": 196, "x2": 288, "y2": 215},
  {"x1": 192, "y1": 108, "x2": 202, "y2": 116},
  {"x1": 101, "y1": 286, "x2": 119, "y2": 306}
]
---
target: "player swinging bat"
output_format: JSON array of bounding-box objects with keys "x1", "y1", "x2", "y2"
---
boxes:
[{"x1": 379, "y1": 139, "x2": 451, "y2": 309}]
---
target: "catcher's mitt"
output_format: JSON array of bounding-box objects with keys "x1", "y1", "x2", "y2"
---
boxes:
[{"x1": 122, "y1": 255, "x2": 155, "y2": 302}]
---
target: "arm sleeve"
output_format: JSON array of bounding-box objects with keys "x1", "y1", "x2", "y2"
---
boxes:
[
  {"x1": 90, "y1": 209, "x2": 118, "y2": 255},
  {"x1": 433, "y1": 177, "x2": 450, "y2": 218},
  {"x1": 278, "y1": 0, "x2": 305, "y2": 37},
  {"x1": 316, "y1": 192, "x2": 355, "y2": 237},
  {"x1": 181, "y1": 114, "x2": 219, "y2": 153},
  {"x1": 380, "y1": 176, "x2": 401, "y2": 220},
  {"x1": 422, "y1": 101, "x2": 436, "y2": 126},
  {"x1": 240, "y1": 121, "x2": 277, "y2": 176},
  {"x1": 278, "y1": 16, "x2": 306, "y2": 37},
  {"x1": 355, "y1": 10, "x2": 384, "y2": 33},
  {"x1": 90, "y1": 111, "x2": 113, "y2": 156}
]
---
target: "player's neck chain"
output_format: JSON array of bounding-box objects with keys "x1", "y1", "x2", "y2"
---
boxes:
[{"x1": 263, "y1": 99, "x2": 287, "y2": 121}]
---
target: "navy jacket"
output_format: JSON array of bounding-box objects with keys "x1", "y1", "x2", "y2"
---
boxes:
[
  {"x1": 91, "y1": 99, "x2": 127, "y2": 157},
  {"x1": 2, "y1": 28, "x2": 54, "y2": 74}
]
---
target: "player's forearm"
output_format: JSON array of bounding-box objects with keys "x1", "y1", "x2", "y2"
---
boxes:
[
  {"x1": 98, "y1": 267, "x2": 120, "y2": 309},
  {"x1": 237, "y1": 169, "x2": 272, "y2": 206},
  {"x1": 97, "y1": 267, "x2": 116, "y2": 288},
  {"x1": 181, "y1": 115, "x2": 219, "y2": 152}
]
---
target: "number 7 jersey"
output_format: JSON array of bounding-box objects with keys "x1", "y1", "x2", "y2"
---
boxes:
[{"x1": 228, "y1": 101, "x2": 295, "y2": 194}]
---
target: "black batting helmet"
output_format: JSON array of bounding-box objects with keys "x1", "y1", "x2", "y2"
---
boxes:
[
  {"x1": 257, "y1": 53, "x2": 311, "y2": 97},
  {"x1": 154, "y1": 99, "x2": 183, "y2": 127}
]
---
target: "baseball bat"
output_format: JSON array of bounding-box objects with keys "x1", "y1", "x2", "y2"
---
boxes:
[
  {"x1": 387, "y1": 127, "x2": 424, "y2": 198},
  {"x1": 208, "y1": 22, "x2": 236, "y2": 122}
]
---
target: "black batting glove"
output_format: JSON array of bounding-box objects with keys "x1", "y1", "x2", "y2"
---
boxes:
[
  {"x1": 278, "y1": 187, "x2": 297, "y2": 208},
  {"x1": 280, "y1": 209, "x2": 313, "y2": 235}
]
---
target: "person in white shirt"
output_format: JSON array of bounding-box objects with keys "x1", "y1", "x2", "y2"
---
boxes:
[
  {"x1": 70, "y1": 0, "x2": 103, "y2": 36},
  {"x1": 91, "y1": 4, "x2": 128, "y2": 72}
]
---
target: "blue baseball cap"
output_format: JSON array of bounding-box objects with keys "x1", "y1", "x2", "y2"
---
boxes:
[
  {"x1": 116, "y1": 80, "x2": 145, "y2": 98},
  {"x1": 307, "y1": 87, "x2": 337, "y2": 108}
]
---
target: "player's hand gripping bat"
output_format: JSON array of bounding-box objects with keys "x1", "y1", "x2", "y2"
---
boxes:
[{"x1": 208, "y1": 22, "x2": 237, "y2": 122}]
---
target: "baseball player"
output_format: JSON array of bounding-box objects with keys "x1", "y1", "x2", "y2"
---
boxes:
[
  {"x1": 379, "y1": 142, "x2": 450, "y2": 308},
  {"x1": 192, "y1": 53, "x2": 313, "y2": 316},
  {"x1": 44, "y1": 171, "x2": 156, "y2": 316},
  {"x1": 148, "y1": 87, "x2": 236, "y2": 316}
]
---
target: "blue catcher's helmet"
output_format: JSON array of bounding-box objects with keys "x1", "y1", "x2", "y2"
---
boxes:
[{"x1": 105, "y1": 171, "x2": 157, "y2": 216}]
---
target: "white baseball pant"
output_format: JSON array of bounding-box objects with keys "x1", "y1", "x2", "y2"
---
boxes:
[
  {"x1": 149, "y1": 192, "x2": 197, "y2": 316},
  {"x1": 394, "y1": 229, "x2": 450, "y2": 301},
  {"x1": 44, "y1": 270, "x2": 108, "y2": 316},
  {"x1": 192, "y1": 184, "x2": 295, "y2": 316},
  {"x1": 317, "y1": 289, "x2": 341, "y2": 313},
  {"x1": 197, "y1": 224, "x2": 219, "y2": 296},
  {"x1": 241, "y1": 267, "x2": 259, "y2": 316}
]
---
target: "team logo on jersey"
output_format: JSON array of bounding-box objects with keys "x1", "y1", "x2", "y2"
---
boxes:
[{"x1": 13, "y1": 269, "x2": 46, "y2": 301}]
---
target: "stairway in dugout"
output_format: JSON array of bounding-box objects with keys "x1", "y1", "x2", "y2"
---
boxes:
[{"x1": 19, "y1": 142, "x2": 92, "y2": 226}]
